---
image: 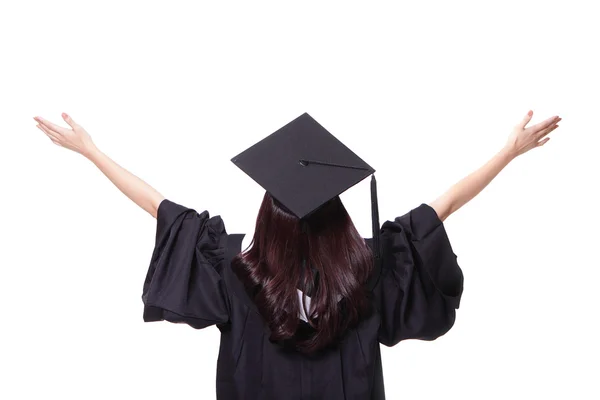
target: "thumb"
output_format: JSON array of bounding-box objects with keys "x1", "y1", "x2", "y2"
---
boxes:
[
  {"x1": 62, "y1": 112, "x2": 78, "y2": 129},
  {"x1": 517, "y1": 110, "x2": 533, "y2": 129}
]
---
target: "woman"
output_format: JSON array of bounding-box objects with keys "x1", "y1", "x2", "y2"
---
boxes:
[{"x1": 34, "y1": 110, "x2": 560, "y2": 399}]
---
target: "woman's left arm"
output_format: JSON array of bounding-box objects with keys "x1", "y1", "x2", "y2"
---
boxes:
[
  {"x1": 429, "y1": 110, "x2": 561, "y2": 222},
  {"x1": 34, "y1": 113, "x2": 164, "y2": 218}
]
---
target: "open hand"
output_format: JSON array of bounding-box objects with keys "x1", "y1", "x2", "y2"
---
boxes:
[
  {"x1": 34, "y1": 113, "x2": 96, "y2": 158},
  {"x1": 505, "y1": 110, "x2": 561, "y2": 158}
]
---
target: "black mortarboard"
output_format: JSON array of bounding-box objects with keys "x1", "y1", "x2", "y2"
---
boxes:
[{"x1": 231, "y1": 112, "x2": 381, "y2": 288}]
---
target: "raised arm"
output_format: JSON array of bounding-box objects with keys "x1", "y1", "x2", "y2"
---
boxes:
[
  {"x1": 429, "y1": 110, "x2": 561, "y2": 222},
  {"x1": 34, "y1": 113, "x2": 164, "y2": 218}
]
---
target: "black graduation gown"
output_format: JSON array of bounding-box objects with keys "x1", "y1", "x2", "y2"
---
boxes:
[{"x1": 142, "y1": 199, "x2": 464, "y2": 399}]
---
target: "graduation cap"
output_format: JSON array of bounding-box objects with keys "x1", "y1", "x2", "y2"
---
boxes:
[{"x1": 231, "y1": 112, "x2": 381, "y2": 289}]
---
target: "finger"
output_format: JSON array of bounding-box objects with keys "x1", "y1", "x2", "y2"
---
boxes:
[
  {"x1": 35, "y1": 116, "x2": 64, "y2": 135},
  {"x1": 536, "y1": 123, "x2": 559, "y2": 140},
  {"x1": 37, "y1": 125, "x2": 58, "y2": 140},
  {"x1": 517, "y1": 110, "x2": 534, "y2": 129},
  {"x1": 536, "y1": 137, "x2": 550, "y2": 147},
  {"x1": 62, "y1": 112, "x2": 79, "y2": 129},
  {"x1": 37, "y1": 123, "x2": 61, "y2": 142},
  {"x1": 35, "y1": 116, "x2": 70, "y2": 135},
  {"x1": 529, "y1": 116, "x2": 560, "y2": 133},
  {"x1": 528, "y1": 115, "x2": 560, "y2": 134}
]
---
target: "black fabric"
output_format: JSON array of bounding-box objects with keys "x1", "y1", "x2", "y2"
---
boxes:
[
  {"x1": 141, "y1": 198, "x2": 230, "y2": 328},
  {"x1": 142, "y1": 198, "x2": 465, "y2": 399}
]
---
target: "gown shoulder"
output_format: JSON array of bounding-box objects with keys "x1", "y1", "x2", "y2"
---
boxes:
[
  {"x1": 141, "y1": 198, "x2": 231, "y2": 329},
  {"x1": 376, "y1": 203, "x2": 464, "y2": 346}
]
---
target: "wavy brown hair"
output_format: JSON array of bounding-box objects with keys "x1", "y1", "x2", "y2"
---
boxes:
[{"x1": 231, "y1": 191, "x2": 373, "y2": 353}]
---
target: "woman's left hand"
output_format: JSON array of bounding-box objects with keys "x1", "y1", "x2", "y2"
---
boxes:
[
  {"x1": 503, "y1": 110, "x2": 561, "y2": 158},
  {"x1": 34, "y1": 113, "x2": 97, "y2": 158}
]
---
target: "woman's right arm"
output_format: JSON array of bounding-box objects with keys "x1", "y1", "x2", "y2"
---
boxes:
[
  {"x1": 34, "y1": 113, "x2": 165, "y2": 218},
  {"x1": 429, "y1": 110, "x2": 561, "y2": 222},
  {"x1": 85, "y1": 147, "x2": 165, "y2": 219}
]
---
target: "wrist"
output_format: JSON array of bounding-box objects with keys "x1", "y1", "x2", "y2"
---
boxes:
[
  {"x1": 84, "y1": 145, "x2": 101, "y2": 162},
  {"x1": 499, "y1": 146, "x2": 517, "y2": 162}
]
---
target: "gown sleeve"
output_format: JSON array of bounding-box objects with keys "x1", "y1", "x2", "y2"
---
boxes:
[
  {"x1": 141, "y1": 198, "x2": 230, "y2": 329},
  {"x1": 377, "y1": 203, "x2": 464, "y2": 347}
]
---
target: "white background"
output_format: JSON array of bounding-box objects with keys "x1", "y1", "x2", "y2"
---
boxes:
[{"x1": 2, "y1": 1, "x2": 599, "y2": 399}]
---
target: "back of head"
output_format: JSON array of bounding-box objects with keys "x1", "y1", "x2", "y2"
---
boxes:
[{"x1": 232, "y1": 191, "x2": 374, "y2": 353}]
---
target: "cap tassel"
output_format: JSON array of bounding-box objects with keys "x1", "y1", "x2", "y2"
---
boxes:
[
  {"x1": 370, "y1": 175, "x2": 380, "y2": 259},
  {"x1": 368, "y1": 175, "x2": 382, "y2": 290}
]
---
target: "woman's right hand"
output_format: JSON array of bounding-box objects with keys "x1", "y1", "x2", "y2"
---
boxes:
[
  {"x1": 34, "y1": 113, "x2": 97, "y2": 158},
  {"x1": 504, "y1": 110, "x2": 561, "y2": 158}
]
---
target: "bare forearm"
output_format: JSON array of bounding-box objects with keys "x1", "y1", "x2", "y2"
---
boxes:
[
  {"x1": 429, "y1": 147, "x2": 514, "y2": 221},
  {"x1": 86, "y1": 146, "x2": 164, "y2": 218}
]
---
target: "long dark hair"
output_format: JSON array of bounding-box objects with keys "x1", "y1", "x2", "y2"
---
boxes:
[{"x1": 231, "y1": 191, "x2": 373, "y2": 353}]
